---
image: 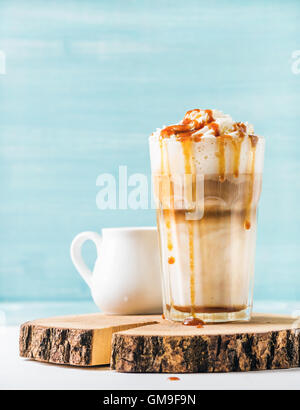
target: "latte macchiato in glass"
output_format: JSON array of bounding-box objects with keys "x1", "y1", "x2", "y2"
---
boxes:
[{"x1": 149, "y1": 109, "x2": 264, "y2": 323}]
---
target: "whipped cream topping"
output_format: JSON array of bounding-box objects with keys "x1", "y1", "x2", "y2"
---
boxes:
[
  {"x1": 150, "y1": 109, "x2": 255, "y2": 141},
  {"x1": 149, "y1": 109, "x2": 264, "y2": 177}
]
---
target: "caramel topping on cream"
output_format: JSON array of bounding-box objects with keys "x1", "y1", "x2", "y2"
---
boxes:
[{"x1": 153, "y1": 109, "x2": 256, "y2": 141}]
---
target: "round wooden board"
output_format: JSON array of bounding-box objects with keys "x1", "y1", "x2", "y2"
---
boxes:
[
  {"x1": 19, "y1": 313, "x2": 160, "y2": 366},
  {"x1": 111, "y1": 313, "x2": 300, "y2": 373}
]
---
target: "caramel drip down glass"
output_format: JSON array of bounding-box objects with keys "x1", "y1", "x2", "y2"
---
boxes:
[{"x1": 150, "y1": 135, "x2": 264, "y2": 323}]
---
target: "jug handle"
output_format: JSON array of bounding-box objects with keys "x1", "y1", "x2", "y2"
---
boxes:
[{"x1": 70, "y1": 231, "x2": 102, "y2": 288}]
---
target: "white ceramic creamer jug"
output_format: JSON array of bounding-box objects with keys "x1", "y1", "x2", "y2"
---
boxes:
[{"x1": 70, "y1": 227, "x2": 162, "y2": 314}]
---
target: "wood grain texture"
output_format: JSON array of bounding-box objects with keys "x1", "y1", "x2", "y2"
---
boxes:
[
  {"x1": 19, "y1": 313, "x2": 160, "y2": 366},
  {"x1": 111, "y1": 314, "x2": 300, "y2": 373}
]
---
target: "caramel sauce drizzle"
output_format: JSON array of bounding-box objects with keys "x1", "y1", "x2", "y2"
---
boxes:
[
  {"x1": 159, "y1": 139, "x2": 164, "y2": 175},
  {"x1": 180, "y1": 134, "x2": 196, "y2": 317},
  {"x1": 216, "y1": 136, "x2": 226, "y2": 182},
  {"x1": 165, "y1": 304, "x2": 171, "y2": 311},
  {"x1": 182, "y1": 317, "x2": 205, "y2": 326},
  {"x1": 160, "y1": 109, "x2": 214, "y2": 141},
  {"x1": 193, "y1": 133, "x2": 203, "y2": 142},
  {"x1": 160, "y1": 139, "x2": 173, "y2": 251},
  {"x1": 188, "y1": 220, "x2": 195, "y2": 316},
  {"x1": 244, "y1": 135, "x2": 258, "y2": 230},
  {"x1": 159, "y1": 135, "x2": 176, "y2": 310},
  {"x1": 165, "y1": 217, "x2": 173, "y2": 251},
  {"x1": 181, "y1": 138, "x2": 193, "y2": 174},
  {"x1": 231, "y1": 137, "x2": 243, "y2": 178},
  {"x1": 231, "y1": 122, "x2": 247, "y2": 178},
  {"x1": 207, "y1": 121, "x2": 220, "y2": 136},
  {"x1": 207, "y1": 122, "x2": 226, "y2": 183},
  {"x1": 168, "y1": 256, "x2": 175, "y2": 264}
]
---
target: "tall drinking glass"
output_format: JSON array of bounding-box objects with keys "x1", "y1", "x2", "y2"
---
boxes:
[{"x1": 150, "y1": 130, "x2": 264, "y2": 323}]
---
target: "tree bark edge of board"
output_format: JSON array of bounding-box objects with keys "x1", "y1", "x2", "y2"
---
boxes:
[
  {"x1": 19, "y1": 323, "x2": 93, "y2": 366},
  {"x1": 111, "y1": 329, "x2": 300, "y2": 373}
]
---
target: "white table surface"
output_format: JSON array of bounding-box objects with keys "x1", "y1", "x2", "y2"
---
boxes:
[{"x1": 1, "y1": 326, "x2": 300, "y2": 390}]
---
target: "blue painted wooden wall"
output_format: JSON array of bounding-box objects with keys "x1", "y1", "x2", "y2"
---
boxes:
[{"x1": 0, "y1": 0, "x2": 299, "y2": 301}]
